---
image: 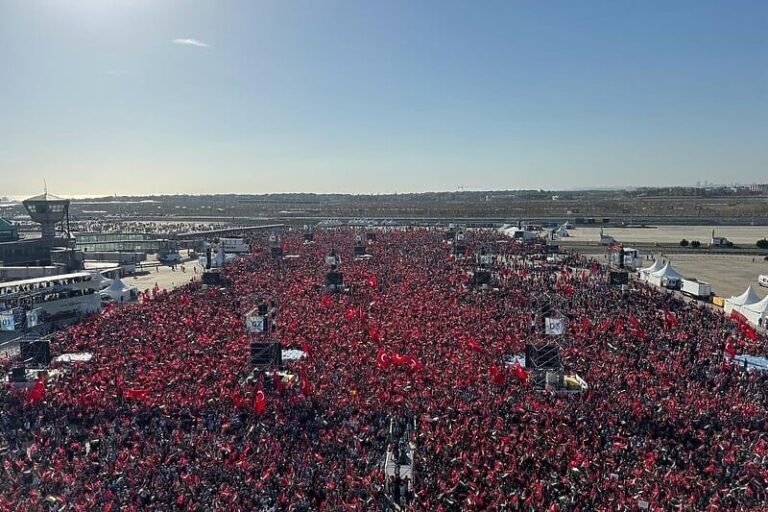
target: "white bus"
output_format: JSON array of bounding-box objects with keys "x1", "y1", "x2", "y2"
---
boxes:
[{"x1": 0, "y1": 272, "x2": 101, "y2": 329}]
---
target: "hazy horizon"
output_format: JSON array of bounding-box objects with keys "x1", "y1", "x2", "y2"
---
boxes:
[{"x1": 2, "y1": 0, "x2": 766, "y2": 196}]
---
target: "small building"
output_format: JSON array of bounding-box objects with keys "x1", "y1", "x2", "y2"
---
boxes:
[{"x1": 710, "y1": 230, "x2": 731, "y2": 247}]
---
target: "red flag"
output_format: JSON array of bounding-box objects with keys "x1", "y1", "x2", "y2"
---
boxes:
[
  {"x1": 253, "y1": 384, "x2": 266, "y2": 415},
  {"x1": 407, "y1": 356, "x2": 425, "y2": 372},
  {"x1": 124, "y1": 389, "x2": 150, "y2": 400},
  {"x1": 376, "y1": 349, "x2": 391, "y2": 369},
  {"x1": 368, "y1": 327, "x2": 381, "y2": 342},
  {"x1": 367, "y1": 276, "x2": 378, "y2": 288},
  {"x1": 614, "y1": 318, "x2": 625, "y2": 335},
  {"x1": 664, "y1": 311, "x2": 679, "y2": 328},
  {"x1": 731, "y1": 309, "x2": 749, "y2": 324},
  {"x1": 321, "y1": 295, "x2": 333, "y2": 308},
  {"x1": 513, "y1": 361, "x2": 528, "y2": 383},
  {"x1": 725, "y1": 339, "x2": 737, "y2": 358},
  {"x1": 300, "y1": 370, "x2": 311, "y2": 396},
  {"x1": 272, "y1": 372, "x2": 284, "y2": 394},
  {"x1": 489, "y1": 364, "x2": 505, "y2": 386},
  {"x1": 467, "y1": 338, "x2": 483, "y2": 352},
  {"x1": 231, "y1": 388, "x2": 246, "y2": 409},
  {"x1": 629, "y1": 314, "x2": 640, "y2": 329},
  {"x1": 580, "y1": 317, "x2": 592, "y2": 332},
  {"x1": 392, "y1": 352, "x2": 408, "y2": 367},
  {"x1": 26, "y1": 376, "x2": 45, "y2": 404},
  {"x1": 740, "y1": 322, "x2": 758, "y2": 341}
]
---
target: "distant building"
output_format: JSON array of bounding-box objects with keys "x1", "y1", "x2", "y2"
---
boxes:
[
  {"x1": 0, "y1": 217, "x2": 19, "y2": 242},
  {"x1": 0, "y1": 192, "x2": 77, "y2": 267},
  {"x1": 710, "y1": 230, "x2": 731, "y2": 247}
]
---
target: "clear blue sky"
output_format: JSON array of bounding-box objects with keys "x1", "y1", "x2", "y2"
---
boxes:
[{"x1": 1, "y1": 0, "x2": 766, "y2": 196}]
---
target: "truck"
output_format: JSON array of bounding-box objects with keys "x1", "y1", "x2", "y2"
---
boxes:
[{"x1": 681, "y1": 278, "x2": 712, "y2": 300}]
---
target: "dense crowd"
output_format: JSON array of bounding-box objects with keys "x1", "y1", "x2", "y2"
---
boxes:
[{"x1": 1, "y1": 228, "x2": 767, "y2": 511}]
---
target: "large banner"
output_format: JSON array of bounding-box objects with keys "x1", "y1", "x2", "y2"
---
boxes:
[
  {"x1": 245, "y1": 313, "x2": 266, "y2": 334},
  {"x1": 27, "y1": 308, "x2": 42, "y2": 328},
  {"x1": 0, "y1": 311, "x2": 15, "y2": 331},
  {"x1": 545, "y1": 317, "x2": 566, "y2": 336}
]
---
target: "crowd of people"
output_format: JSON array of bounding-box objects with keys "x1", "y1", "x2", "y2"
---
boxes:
[{"x1": 1, "y1": 228, "x2": 767, "y2": 511}]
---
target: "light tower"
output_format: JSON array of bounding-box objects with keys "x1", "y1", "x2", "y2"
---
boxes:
[{"x1": 22, "y1": 192, "x2": 70, "y2": 240}]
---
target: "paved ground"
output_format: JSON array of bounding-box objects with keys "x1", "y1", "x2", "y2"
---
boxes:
[
  {"x1": 564, "y1": 225, "x2": 768, "y2": 245},
  {"x1": 560, "y1": 224, "x2": 768, "y2": 300},
  {"x1": 583, "y1": 249, "x2": 768, "y2": 300},
  {"x1": 647, "y1": 252, "x2": 768, "y2": 300},
  {"x1": 125, "y1": 251, "x2": 202, "y2": 293}
]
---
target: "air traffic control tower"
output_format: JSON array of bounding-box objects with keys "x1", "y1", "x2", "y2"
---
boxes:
[{"x1": 22, "y1": 192, "x2": 71, "y2": 240}]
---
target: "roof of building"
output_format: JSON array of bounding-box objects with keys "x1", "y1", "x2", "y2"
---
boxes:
[{"x1": 23, "y1": 192, "x2": 69, "y2": 203}]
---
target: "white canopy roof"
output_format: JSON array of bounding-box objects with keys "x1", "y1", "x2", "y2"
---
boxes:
[
  {"x1": 742, "y1": 294, "x2": 768, "y2": 314},
  {"x1": 640, "y1": 260, "x2": 663, "y2": 274},
  {"x1": 649, "y1": 262, "x2": 684, "y2": 280},
  {"x1": 727, "y1": 286, "x2": 761, "y2": 307},
  {"x1": 106, "y1": 277, "x2": 137, "y2": 293},
  {"x1": 90, "y1": 271, "x2": 113, "y2": 289}
]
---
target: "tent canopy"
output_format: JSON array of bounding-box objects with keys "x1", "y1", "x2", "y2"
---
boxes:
[
  {"x1": 102, "y1": 277, "x2": 138, "y2": 302},
  {"x1": 726, "y1": 286, "x2": 761, "y2": 307},
  {"x1": 649, "y1": 262, "x2": 683, "y2": 280},
  {"x1": 640, "y1": 260, "x2": 663, "y2": 274},
  {"x1": 106, "y1": 277, "x2": 135, "y2": 293},
  {"x1": 742, "y1": 294, "x2": 768, "y2": 314}
]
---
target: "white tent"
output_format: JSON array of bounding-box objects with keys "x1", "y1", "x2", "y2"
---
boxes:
[
  {"x1": 90, "y1": 271, "x2": 113, "y2": 290},
  {"x1": 736, "y1": 295, "x2": 768, "y2": 328},
  {"x1": 553, "y1": 224, "x2": 569, "y2": 238},
  {"x1": 646, "y1": 263, "x2": 684, "y2": 287},
  {"x1": 101, "y1": 277, "x2": 138, "y2": 303},
  {"x1": 638, "y1": 260, "x2": 662, "y2": 281},
  {"x1": 724, "y1": 286, "x2": 761, "y2": 315}
]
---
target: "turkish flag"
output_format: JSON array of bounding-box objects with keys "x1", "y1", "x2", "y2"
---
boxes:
[
  {"x1": 124, "y1": 389, "x2": 150, "y2": 400},
  {"x1": 321, "y1": 295, "x2": 333, "y2": 308},
  {"x1": 367, "y1": 276, "x2": 378, "y2": 288},
  {"x1": 513, "y1": 362, "x2": 528, "y2": 383},
  {"x1": 489, "y1": 364, "x2": 505, "y2": 386},
  {"x1": 253, "y1": 383, "x2": 266, "y2": 415},
  {"x1": 664, "y1": 311, "x2": 679, "y2": 328},
  {"x1": 467, "y1": 338, "x2": 483, "y2": 352},
  {"x1": 725, "y1": 339, "x2": 737, "y2": 358},
  {"x1": 300, "y1": 370, "x2": 311, "y2": 396},
  {"x1": 731, "y1": 309, "x2": 749, "y2": 324},
  {"x1": 26, "y1": 376, "x2": 45, "y2": 404},
  {"x1": 376, "y1": 349, "x2": 390, "y2": 369},
  {"x1": 392, "y1": 353, "x2": 408, "y2": 367},
  {"x1": 407, "y1": 356, "x2": 425, "y2": 372}
]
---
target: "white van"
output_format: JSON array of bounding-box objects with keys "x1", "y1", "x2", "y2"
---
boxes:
[{"x1": 759, "y1": 275, "x2": 768, "y2": 288}]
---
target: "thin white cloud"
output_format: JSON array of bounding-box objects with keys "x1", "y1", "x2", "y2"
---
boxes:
[{"x1": 172, "y1": 38, "x2": 209, "y2": 48}]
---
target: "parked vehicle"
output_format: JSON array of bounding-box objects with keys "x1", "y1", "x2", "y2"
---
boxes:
[
  {"x1": 759, "y1": 275, "x2": 768, "y2": 288},
  {"x1": 681, "y1": 278, "x2": 712, "y2": 299}
]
